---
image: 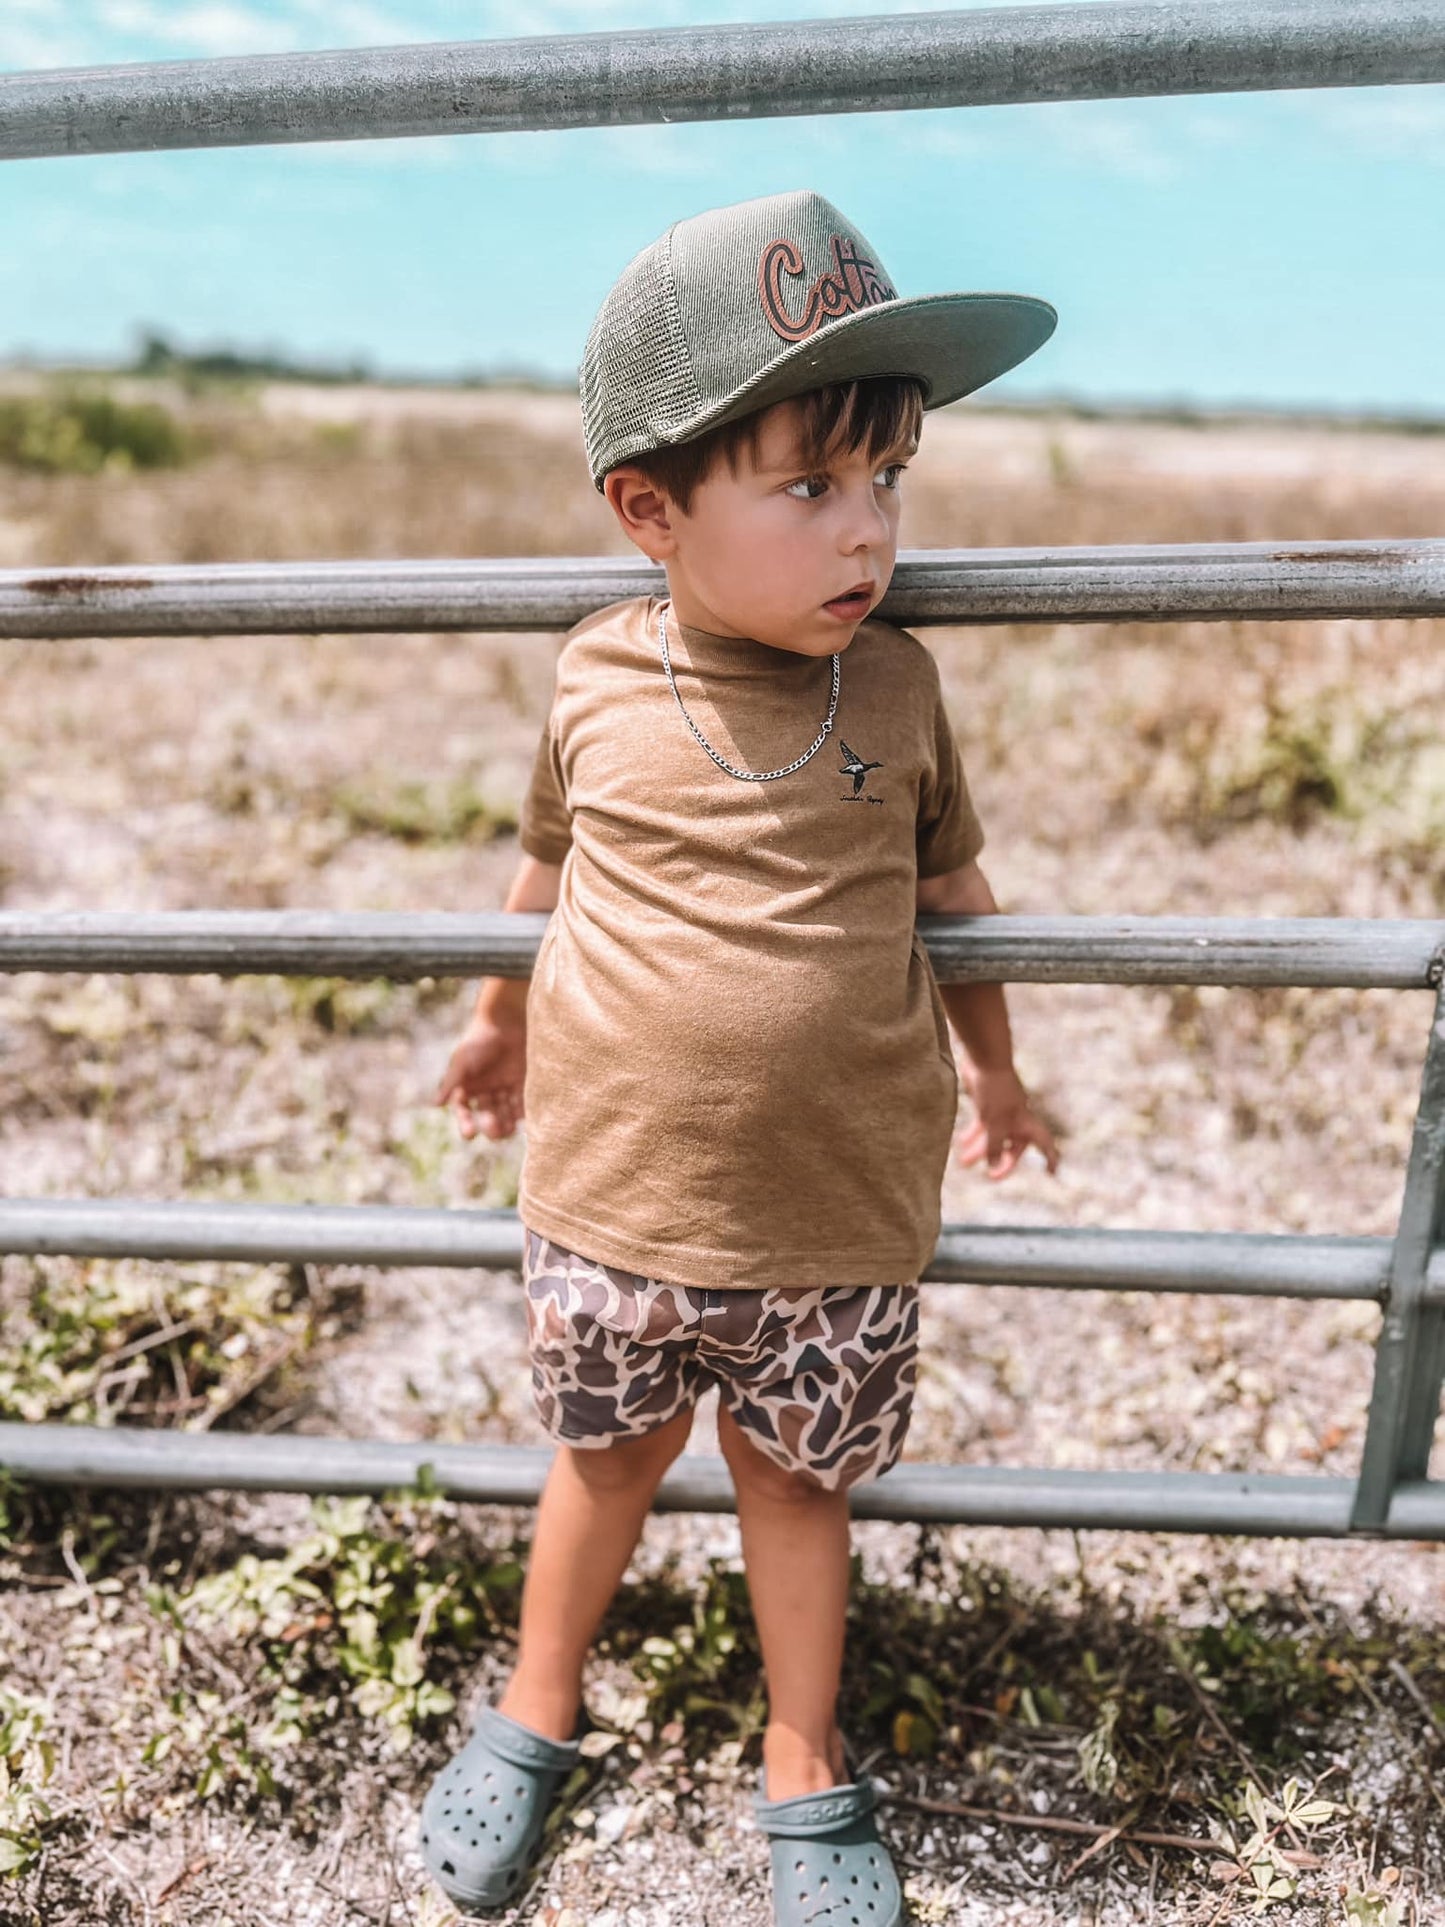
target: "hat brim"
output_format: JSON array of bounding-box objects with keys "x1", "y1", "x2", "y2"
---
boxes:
[{"x1": 610, "y1": 291, "x2": 1057, "y2": 479}]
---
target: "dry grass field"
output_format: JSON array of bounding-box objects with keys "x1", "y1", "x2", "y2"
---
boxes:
[{"x1": 1, "y1": 376, "x2": 1444, "y2": 1925}]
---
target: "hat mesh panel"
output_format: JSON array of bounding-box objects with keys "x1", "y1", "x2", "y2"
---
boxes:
[{"x1": 581, "y1": 229, "x2": 702, "y2": 485}]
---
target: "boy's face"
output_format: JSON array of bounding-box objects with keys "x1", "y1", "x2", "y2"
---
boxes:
[{"x1": 611, "y1": 396, "x2": 917, "y2": 658}]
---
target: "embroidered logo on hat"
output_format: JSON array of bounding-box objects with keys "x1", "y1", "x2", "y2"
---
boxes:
[{"x1": 758, "y1": 233, "x2": 898, "y2": 344}]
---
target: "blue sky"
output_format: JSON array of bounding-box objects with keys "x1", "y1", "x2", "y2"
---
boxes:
[{"x1": 4, "y1": 0, "x2": 1444, "y2": 415}]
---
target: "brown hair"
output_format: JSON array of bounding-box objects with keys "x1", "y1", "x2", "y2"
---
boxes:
[{"x1": 622, "y1": 374, "x2": 925, "y2": 515}]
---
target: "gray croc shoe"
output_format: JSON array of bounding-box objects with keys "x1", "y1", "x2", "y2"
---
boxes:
[
  {"x1": 754, "y1": 1776, "x2": 905, "y2": 1927},
  {"x1": 420, "y1": 1705, "x2": 583, "y2": 1915}
]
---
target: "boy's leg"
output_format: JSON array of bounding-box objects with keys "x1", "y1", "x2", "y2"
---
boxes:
[
  {"x1": 717, "y1": 1398, "x2": 851, "y2": 1800},
  {"x1": 496, "y1": 1402, "x2": 696, "y2": 1741},
  {"x1": 713, "y1": 1283, "x2": 920, "y2": 1802}
]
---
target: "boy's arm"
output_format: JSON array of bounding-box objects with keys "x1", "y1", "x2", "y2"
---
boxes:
[
  {"x1": 916, "y1": 859, "x2": 1060, "y2": 1179},
  {"x1": 435, "y1": 854, "x2": 562, "y2": 1141},
  {"x1": 466, "y1": 854, "x2": 563, "y2": 1031}
]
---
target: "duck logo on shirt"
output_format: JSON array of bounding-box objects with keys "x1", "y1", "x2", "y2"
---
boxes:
[{"x1": 838, "y1": 739, "x2": 884, "y2": 802}]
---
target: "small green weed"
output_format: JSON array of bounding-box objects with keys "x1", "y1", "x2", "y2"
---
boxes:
[
  {"x1": 1174, "y1": 1608, "x2": 1337, "y2": 1756},
  {"x1": 1125, "y1": 670, "x2": 1445, "y2": 859},
  {"x1": 1208, "y1": 1775, "x2": 1344, "y2": 1915},
  {"x1": 1208, "y1": 705, "x2": 1347, "y2": 831},
  {"x1": 147, "y1": 1483, "x2": 523, "y2": 1800},
  {"x1": 331, "y1": 775, "x2": 518, "y2": 845},
  {"x1": 282, "y1": 973, "x2": 400, "y2": 1034},
  {"x1": 310, "y1": 420, "x2": 364, "y2": 458},
  {"x1": 0, "y1": 1691, "x2": 56, "y2": 1879},
  {"x1": 629, "y1": 1560, "x2": 765, "y2": 1739},
  {"x1": 1344, "y1": 1884, "x2": 1407, "y2": 1926}
]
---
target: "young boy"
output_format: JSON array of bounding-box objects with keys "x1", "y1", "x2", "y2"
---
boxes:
[{"x1": 426, "y1": 189, "x2": 1060, "y2": 1921}]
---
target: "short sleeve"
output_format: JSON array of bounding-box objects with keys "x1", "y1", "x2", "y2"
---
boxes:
[
  {"x1": 518, "y1": 714, "x2": 573, "y2": 863},
  {"x1": 916, "y1": 673, "x2": 985, "y2": 877}
]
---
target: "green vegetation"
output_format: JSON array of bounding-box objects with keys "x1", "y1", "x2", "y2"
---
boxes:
[
  {"x1": 131, "y1": 328, "x2": 374, "y2": 390},
  {"x1": 0, "y1": 382, "x2": 191, "y2": 474},
  {"x1": 0, "y1": 1470, "x2": 1431, "y2": 1915},
  {"x1": 0, "y1": 1256, "x2": 314, "y2": 1427},
  {"x1": 148, "y1": 1481, "x2": 514, "y2": 1788},
  {"x1": 280, "y1": 973, "x2": 402, "y2": 1035},
  {"x1": 1127, "y1": 674, "x2": 1445, "y2": 857},
  {"x1": 0, "y1": 1692, "x2": 56, "y2": 1879},
  {"x1": 331, "y1": 773, "x2": 519, "y2": 845},
  {"x1": 119, "y1": 328, "x2": 570, "y2": 395}
]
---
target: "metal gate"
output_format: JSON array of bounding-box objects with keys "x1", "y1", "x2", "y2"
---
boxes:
[{"x1": 3, "y1": 2, "x2": 1445, "y2": 1537}]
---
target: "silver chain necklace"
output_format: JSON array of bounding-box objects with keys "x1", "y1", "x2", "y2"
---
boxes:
[{"x1": 656, "y1": 602, "x2": 841, "y2": 783}]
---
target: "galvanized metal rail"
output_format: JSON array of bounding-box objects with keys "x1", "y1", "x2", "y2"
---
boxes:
[
  {"x1": 6, "y1": 542, "x2": 1445, "y2": 639},
  {"x1": 3, "y1": 2, "x2": 1443, "y2": 161},
  {"x1": 6, "y1": 0, "x2": 1445, "y2": 1538},
  {"x1": 5, "y1": 920, "x2": 1445, "y2": 1534},
  {"x1": 2, "y1": 1422, "x2": 1443, "y2": 1539},
  {"x1": 2, "y1": 909, "x2": 1444, "y2": 990},
  {"x1": 0, "y1": 1196, "x2": 1416, "y2": 1302}
]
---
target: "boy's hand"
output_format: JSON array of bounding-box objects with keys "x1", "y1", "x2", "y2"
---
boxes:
[
  {"x1": 435, "y1": 1011, "x2": 527, "y2": 1141},
  {"x1": 954, "y1": 1062, "x2": 1060, "y2": 1180}
]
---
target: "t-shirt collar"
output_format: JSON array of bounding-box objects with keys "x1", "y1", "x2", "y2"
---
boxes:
[{"x1": 650, "y1": 595, "x2": 827, "y2": 684}]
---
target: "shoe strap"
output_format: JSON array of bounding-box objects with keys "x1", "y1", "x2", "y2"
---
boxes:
[
  {"x1": 753, "y1": 1778, "x2": 876, "y2": 1836},
  {"x1": 474, "y1": 1707, "x2": 582, "y2": 1771}
]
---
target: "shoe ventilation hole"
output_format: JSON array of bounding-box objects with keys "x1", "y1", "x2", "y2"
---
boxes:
[{"x1": 441, "y1": 1859, "x2": 455, "y2": 1876}]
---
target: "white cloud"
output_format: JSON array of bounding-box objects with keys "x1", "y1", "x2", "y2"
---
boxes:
[
  {"x1": 1046, "y1": 109, "x2": 1182, "y2": 183},
  {"x1": 1287, "y1": 87, "x2": 1445, "y2": 167},
  {"x1": 95, "y1": 1, "x2": 301, "y2": 55},
  {"x1": 0, "y1": 14, "x2": 97, "y2": 69},
  {"x1": 287, "y1": 0, "x2": 424, "y2": 45},
  {"x1": 1173, "y1": 106, "x2": 1245, "y2": 148},
  {"x1": 2, "y1": 0, "x2": 1152, "y2": 73},
  {"x1": 900, "y1": 122, "x2": 994, "y2": 162}
]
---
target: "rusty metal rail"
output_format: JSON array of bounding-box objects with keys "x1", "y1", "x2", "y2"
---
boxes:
[{"x1": 5, "y1": 542, "x2": 1445, "y2": 639}]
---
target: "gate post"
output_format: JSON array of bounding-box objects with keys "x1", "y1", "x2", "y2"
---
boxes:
[{"x1": 1351, "y1": 976, "x2": 1445, "y2": 1530}]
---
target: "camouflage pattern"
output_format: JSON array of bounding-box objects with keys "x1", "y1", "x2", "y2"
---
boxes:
[{"x1": 521, "y1": 1227, "x2": 920, "y2": 1493}]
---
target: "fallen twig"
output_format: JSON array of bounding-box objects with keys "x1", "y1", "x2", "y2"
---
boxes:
[
  {"x1": 1389, "y1": 1657, "x2": 1445, "y2": 1748},
  {"x1": 154, "y1": 1852, "x2": 214, "y2": 1905},
  {"x1": 184, "y1": 1331, "x2": 305, "y2": 1432},
  {"x1": 1164, "y1": 1636, "x2": 1272, "y2": 1807},
  {"x1": 877, "y1": 1786, "x2": 1215, "y2": 1859}
]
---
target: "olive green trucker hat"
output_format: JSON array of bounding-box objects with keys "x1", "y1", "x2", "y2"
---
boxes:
[{"x1": 579, "y1": 187, "x2": 1057, "y2": 490}]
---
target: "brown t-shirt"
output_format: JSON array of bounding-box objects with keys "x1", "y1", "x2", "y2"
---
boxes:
[{"x1": 516, "y1": 593, "x2": 985, "y2": 1291}]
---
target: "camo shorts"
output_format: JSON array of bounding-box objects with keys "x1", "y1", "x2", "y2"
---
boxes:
[{"x1": 521, "y1": 1228, "x2": 920, "y2": 1493}]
